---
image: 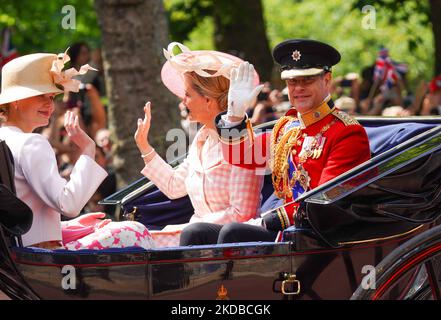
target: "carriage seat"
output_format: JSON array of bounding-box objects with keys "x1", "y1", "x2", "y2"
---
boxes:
[{"x1": 363, "y1": 122, "x2": 438, "y2": 157}]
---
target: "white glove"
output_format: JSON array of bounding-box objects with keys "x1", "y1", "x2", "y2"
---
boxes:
[{"x1": 227, "y1": 62, "x2": 264, "y2": 118}]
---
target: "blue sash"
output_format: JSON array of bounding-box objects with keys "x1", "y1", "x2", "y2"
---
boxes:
[{"x1": 284, "y1": 120, "x2": 306, "y2": 199}]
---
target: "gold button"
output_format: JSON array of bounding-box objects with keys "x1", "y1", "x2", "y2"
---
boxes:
[
  {"x1": 297, "y1": 140, "x2": 302, "y2": 146},
  {"x1": 292, "y1": 150, "x2": 297, "y2": 155}
]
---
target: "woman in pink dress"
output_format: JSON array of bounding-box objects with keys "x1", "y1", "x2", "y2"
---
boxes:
[{"x1": 134, "y1": 42, "x2": 264, "y2": 247}]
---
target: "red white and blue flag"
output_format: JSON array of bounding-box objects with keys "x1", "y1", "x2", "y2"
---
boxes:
[
  {"x1": 0, "y1": 27, "x2": 19, "y2": 70},
  {"x1": 373, "y1": 48, "x2": 403, "y2": 91}
]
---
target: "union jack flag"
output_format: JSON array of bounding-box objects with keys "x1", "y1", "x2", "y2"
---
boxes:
[
  {"x1": 0, "y1": 27, "x2": 19, "y2": 70},
  {"x1": 373, "y1": 48, "x2": 402, "y2": 91}
]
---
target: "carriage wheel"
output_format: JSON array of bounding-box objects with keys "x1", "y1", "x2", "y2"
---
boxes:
[{"x1": 351, "y1": 224, "x2": 441, "y2": 300}]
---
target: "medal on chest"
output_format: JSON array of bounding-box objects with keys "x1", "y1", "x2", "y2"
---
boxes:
[
  {"x1": 287, "y1": 155, "x2": 309, "y2": 199},
  {"x1": 298, "y1": 133, "x2": 327, "y2": 162},
  {"x1": 272, "y1": 113, "x2": 339, "y2": 200},
  {"x1": 291, "y1": 163, "x2": 311, "y2": 192}
]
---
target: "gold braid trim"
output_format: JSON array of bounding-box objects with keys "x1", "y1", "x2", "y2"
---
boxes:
[
  {"x1": 332, "y1": 110, "x2": 359, "y2": 126},
  {"x1": 219, "y1": 134, "x2": 247, "y2": 145},
  {"x1": 280, "y1": 207, "x2": 291, "y2": 228},
  {"x1": 277, "y1": 209, "x2": 286, "y2": 230},
  {"x1": 270, "y1": 115, "x2": 339, "y2": 200},
  {"x1": 271, "y1": 116, "x2": 301, "y2": 199},
  {"x1": 269, "y1": 116, "x2": 290, "y2": 172}
]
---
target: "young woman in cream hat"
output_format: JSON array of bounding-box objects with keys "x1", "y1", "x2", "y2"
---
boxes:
[
  {"x1": 134, "y1": 42, "x2": 264, "y2": 247},
  {"x1": 0, "y1": 51, "x2": 154, "y2": 250}
]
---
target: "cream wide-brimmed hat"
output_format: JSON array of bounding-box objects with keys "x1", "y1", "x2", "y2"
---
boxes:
[
  {"x1": 0, "y1": 50, "x2": 96, "y2": 105},
  {"x1": 161, "y1": 42, "x2": 260, "y2": 99}
]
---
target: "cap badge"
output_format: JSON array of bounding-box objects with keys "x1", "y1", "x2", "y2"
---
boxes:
[{"x1": 292, "y1": 50, "x2": 301, "y2": 61}]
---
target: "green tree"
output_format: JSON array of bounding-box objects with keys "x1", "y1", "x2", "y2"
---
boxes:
[
  {"x1": 430, "y1": 0, "x2": 441, "y2": 75},
  {"x1": 168, "y1": 0, "x2": 434, "y2": 88},
  {"x1": 353, "y1": 0, "x2": 441, "y2": 76},
  {"x1": 0, "y1": 0, "x2": 100, "y2": 53},
  {"x1": 165, "y1": 0, "x2": 212, "y2": 43},
  {"x1": 262, "y1": 0, "x2": 434, "y2": 88},
  {"x1": 95, "y1": 0, "x2": 179, "y2": 187},
  {"x1": 212, "y1": 0, "x2": 273, "y2": 82},
  {"x1": 165, "y1": 0, "x2": 273, "y2": 81}
]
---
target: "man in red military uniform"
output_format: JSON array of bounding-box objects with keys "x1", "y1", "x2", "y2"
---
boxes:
[{"x1": 179, "y1": 39, "x2": 371, "y2": 245}]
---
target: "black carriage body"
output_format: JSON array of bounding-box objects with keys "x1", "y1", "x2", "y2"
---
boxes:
[
  {"x1": 9, "y1": 227, "x2": 421, "y2": 300},
  {"x1": 1, "y1": 116, "x2": 441, "y2": 300}
]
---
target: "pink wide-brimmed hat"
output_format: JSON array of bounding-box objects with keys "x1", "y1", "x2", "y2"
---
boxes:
[{"x1": 161, "y1": 42, "x2": 260, "y2": 99}]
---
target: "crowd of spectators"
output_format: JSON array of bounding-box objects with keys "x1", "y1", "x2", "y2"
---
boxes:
[
  {"x1": 229, "y1": 47, "x2": 441, "y2": 125},
  {"x1": 331, "y1": 48, "x2": 441, "y2": 117}
]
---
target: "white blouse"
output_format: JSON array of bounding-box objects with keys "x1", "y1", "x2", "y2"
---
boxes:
[{"x1": 0, "y1": 126, "x2": 108, "y2": 246}]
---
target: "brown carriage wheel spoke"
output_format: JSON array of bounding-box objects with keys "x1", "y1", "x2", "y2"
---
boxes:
[{"x1": 425, "y1": 260, "x2": 441, "y2": 300}]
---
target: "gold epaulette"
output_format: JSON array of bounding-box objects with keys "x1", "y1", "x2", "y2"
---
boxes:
[
  {"x1": 272, "y1": 115, "x2": 296, "y2": 143},
  {"x1": 331, "y1": 110, "x2": 359, "y2": 126}
]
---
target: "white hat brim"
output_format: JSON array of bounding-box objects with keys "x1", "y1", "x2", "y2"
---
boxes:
[
  {"x1": 0, "y1": 84, "x2": 63, "y2": 105},
  {"x1": 281, "y1": 68, "x2": 324, "y2": 80}
]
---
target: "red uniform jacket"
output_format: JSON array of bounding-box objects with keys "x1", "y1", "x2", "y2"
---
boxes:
[{"x1": 215, "y1": 99, "x2": 371, "y2": 231}]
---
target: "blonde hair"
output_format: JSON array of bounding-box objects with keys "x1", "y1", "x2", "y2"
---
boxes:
[
  {"x1": 185, "y1": 71, "x2": 230, "y2": 111},
  {"x1": 0, "y1": 104, "x2": 9, "y2": 125}
]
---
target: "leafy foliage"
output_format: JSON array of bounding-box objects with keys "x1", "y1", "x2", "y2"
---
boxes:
[
  {"x1": 261, "y1": 0, "x2": 434, "y2": 86},
  {"x1": 164, "y1": 0, "x2": 213, "y2": 43},
  {"x1": 0, "y1": 0, "x2": 100, "y2": 53},
  {"x1": 352, "y1": 0, "x2": 431, "y2": 52},
  {"x1": 168, "y1": 0, "x2": 434, "y2": 87},
  {"x1": 1, "y1": 0, "x2": 435, "y2": 86},
  {"x1": 353, "y1": 0, "x2": 430, "y2": 24}
]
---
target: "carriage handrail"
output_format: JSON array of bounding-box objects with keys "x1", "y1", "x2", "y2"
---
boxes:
[
  {"x1": 99, "y1": 153, "x2": 187, "y2": 205},
  {"x1": 297, "y1": 125, "x2": 441, "y2": 204}
]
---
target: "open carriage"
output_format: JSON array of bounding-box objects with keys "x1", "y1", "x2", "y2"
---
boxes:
[{"x1": 1, "y1": 116, "x2": 441, "y2": 300}]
